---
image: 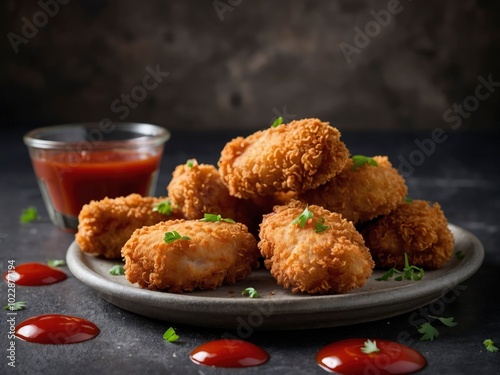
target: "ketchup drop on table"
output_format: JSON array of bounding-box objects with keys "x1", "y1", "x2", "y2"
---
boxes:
[
  {"x1": 190, "y1": 339, "x2": 269, "y2": 368},
  {"x1": 15, "y1": 314, "x2": 100, "y2": 344},
  {"x1": 316, "y1": 338, "x2": 426, "y2": 375},
  {"x1": 3, "y1": 262, "x2": 67, "y2": 286}
]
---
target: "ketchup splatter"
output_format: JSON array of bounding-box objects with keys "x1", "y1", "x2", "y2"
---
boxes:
[
  {"x1": 3, "y1": 262, "x2": 67, "y2": 286},
  {"x1": 15, "y1": 314, "x2": 99, "y2": 344},
  {"x1": 316, "y1": 338, "x2": 426, "y2": 375},
  {"x1": 190, "y1": 339, "x2": 269, "y2": 368}
]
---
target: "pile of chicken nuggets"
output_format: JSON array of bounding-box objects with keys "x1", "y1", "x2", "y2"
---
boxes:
[{"x1": 76, "y1": 118, "x2": 454, "y2": 295}]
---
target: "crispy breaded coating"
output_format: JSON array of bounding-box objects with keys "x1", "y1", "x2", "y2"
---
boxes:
[
  {"x1": 218, "y1": 118, "x2": 349, "y2": 199},
  {"x1": 76, "y1": 194, "x2": 181, "y2": 259},
  {"x1": 122, "y1": 220, "x2": 259, "y2": 292},
  {"x1": 299, "y1": 156, "x2": 408, "y2": 224},
  {"x1": 360, "y1": 200, "x2": 454, "y2": 269},
  {"x1": 258, "y1": 200, "x2": 374, "y2": 294},
  {"x1": 166, "y1": 160, "x2": 259, "y2": 231}
]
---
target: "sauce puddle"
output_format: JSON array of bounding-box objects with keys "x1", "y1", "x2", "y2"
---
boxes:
[
  {"x1": 4, "y1": 262, "x2": 67, "y2": 286},
  {"x1": 316, "y1": 338, "x2": 426, "y2": 375},
  {"x1": 15, "y1": 314, "x2": 99, "y2": 344},
  {"x1": 190, "y1": 339, "x2": 269, "y2": 368}
]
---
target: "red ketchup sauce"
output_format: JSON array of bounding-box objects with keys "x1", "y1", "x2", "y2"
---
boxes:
[
  {"x1": 316, "y1": 338, "x2": 426, "y2": 375},
  {"x1": 15, "y1": 314, "x2": 99, "y2": 344},
  {"x1": 190, "y1": 339, "x2": 269, "y2": 368},
  {"x1": 31, "y1": 150, "x2": 161, "y2": 217},
  {"x1": 3, "y1": 262, "x2": 67, "y2": 286}
]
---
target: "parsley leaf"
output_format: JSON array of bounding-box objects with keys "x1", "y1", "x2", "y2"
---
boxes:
[
  {"x1": 4, "y1": 301, "x2": 27, "y2": 311},
  {"x1": 483, "y1": 339, "x2": 499, "y2": 353},
  {"x1": 153, "y1": 200, "x2": 176, "y2": 216},
  {"x1": 199, "y1": 213, "x2": 235, "y2": 223},
  {"x1": 20, "y1": 206, "x2": 39, "y2": 224},
  {"x1": 455, "y1": 250, "x2": 465, "y2": 260},
  {"x1": 242, "y1": 287, "x2": 260, "y2": 298},
  {"x1": 314, "y1": 217, "x2": 329, "y2": 233},
  {"x1": 271, "y1": 116, "x2": 284, "y2": 128},
  {"x1": 186, "y1": 159, "x2": 196, "y2": 168},
  {"x1": 351, "y1": 155, "x2": 378, "y2": 171},
  {"x1": 360, "y1": 339, "x2": 380, "y2": 354},
  {"x1": 404, "y1": 197, "x2": 414, "y2": 203},
  {"x1": 109, "y1": 264, "x2": 125, "y2": 276},
  {"x1": 429, "y1": 315, "x2": 457, "y2": 327},
  {"x1": 291, "y1": 206, "x2": 314, "y2": 228},
  {"x1": 163, "y1": 327, "x2": 179, "y2": 343},
  {"x1": 164, "y1": 231, "x2": 191, "y2": 244},
  {"x1": 376, "y1": 253, "x2": 424, "y2": 281},
  {"x1": 418, "y1": 322, "x2": 440, "y2": 341},
  {"x1": 47, "y1": 259, "x2": 66, "y2": 267}
]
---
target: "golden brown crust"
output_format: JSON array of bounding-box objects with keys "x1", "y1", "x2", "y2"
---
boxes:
[
  {"x1": 218, "y1": 118, "x2": 349, "y2": 199},
  {"x1": 75, "y1": 194, "x2": 182, "y2": 259},
  {"x1": 360, "y1": 200, "x2": 454, "y2": 269},
  {"x1": 122, "y1": 220, "x2": 259, "y2": 292},
  {"x1": 166, "y1": 160, "x2": 262, "y2": 233},
  {"x1": 258, "y1": 200, "x2": 374, "y2": 294},
  {"x1": 298, "y1": 156, "x2": 408, "y2": 224}
]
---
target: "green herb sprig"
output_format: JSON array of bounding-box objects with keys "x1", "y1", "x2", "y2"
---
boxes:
[
  {"x1": 360, "y1": 339, "x2": 380, "y2": 354},
  {"x1": 417, "y1": 315, "x2": 457, "y2": 341},
  {"x1": 351, "y1": 155, "x2": 378, "y2": 171},
  {"x1": 109, "y1": 264, "x2": 125, "y2": 276},
  {"x1": 47, "y1": 259, "x2": 66, "y2": 267},
  {"x1": 153, "y1": 200, "x2": 176, "y2": 216},
  {"x1": 164, "y1": 231, "x2": 191, "y2": 244},
  {"x1": 163, "y1": 327, "x2": 179, "y2": 343},
  {"x1": 4, "y1": 301, "x2": 27, "y2": 311},
  {"x1": 483, "y1": 339, "x2": 499, "y2": 353},
  {"x1": 199, "y1": 213, "x2": 235, "y2": 223},
  {"x1": 20, "y1": 206, "x2": 38, "y2": 224},
  {"x1": 242, "y1": 287, "x2": 260, "y2": 298},
  {"x1": 376, "y1": 253, "x2": 424, "y2": 281},
  {"x1": 271, "y1": 116, "x2": 284, "y2": 128}
]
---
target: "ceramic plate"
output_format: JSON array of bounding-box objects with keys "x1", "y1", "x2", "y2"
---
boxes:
[{"x1": 66, "y1": 224, "x2": 484, "y2": 329}]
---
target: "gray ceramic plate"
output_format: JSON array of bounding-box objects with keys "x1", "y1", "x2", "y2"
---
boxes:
[{"x1": 66, "y1": 224, "x2": 484, "y2": 330}]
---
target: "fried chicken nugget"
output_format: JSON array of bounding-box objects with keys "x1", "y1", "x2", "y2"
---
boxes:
[
  {"x1": 218, "y1": 118, "x2": 349, "y2": 199},
  {"x1": 122, "y1": 220, "x2": 259, "y2": 292},
  {"x1": 298, "y1": 156, "x2": 407, "y2": 224},
  {"x1": 258, "y1": 200, "x2": 374, "y2": 294},
  {"x1": 360, "y1": 200, "x2": 454, "y2": 269},
  {"x1": 166, "y1": 160, "x2": 260, "y2": 231},
  {"x1": 76, "y1": 194, "x2": 182, "y2": 259}
]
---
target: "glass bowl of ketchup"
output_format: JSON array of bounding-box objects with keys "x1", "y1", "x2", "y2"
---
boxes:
[{"x1": 24, "y1": 122, "x2": 170, "y2": 232}]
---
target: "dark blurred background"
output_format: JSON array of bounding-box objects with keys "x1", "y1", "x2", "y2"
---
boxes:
[{"x1": 1, "y1": 0, "x2": 499, "y2": 133}]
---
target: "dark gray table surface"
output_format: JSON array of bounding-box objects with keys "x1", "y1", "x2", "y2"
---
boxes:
[{"x1": 1, "y1": 127, "x2": 499, "y2": 375}]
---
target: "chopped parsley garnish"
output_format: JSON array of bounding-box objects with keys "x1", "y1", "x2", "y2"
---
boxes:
[
  {"x1": 351, "y1": 155, "x2": 379, "y2": 171},
  {"x1": 291, "y1": 206, "x2": 314, "y2": 228},
  {"x1": 271, "y1": 116, "x2": 284, "y2": 128},
  {"x1": 199, "y1": 213, "x2": 235, "y2": 223},
  {"x1": 376, "y1": 253, "x2": 424, "y2": 281},
  {"x1": 20, "y1": 206, "x2": 38, "y2": 224},
  {"x1": 242, "y1": 287, "x2": 260, "y2": 298},
  {"x1": 455, "y1": 250, "x2": 465, "y2": 260},
  {"x1": 109, "y1": 264, "x2": 125, "y2": 276},
  {"x1": 404, "y1": 197, "x2": 414, "y2": 203},
  {"x1": 186, "y1": 159, "x2": 196, "y2": 168},
  {"x1": 4, "y1": 301, "x2": 27, "y2": 311},
  {"x1": 153, "y1": 200, "x2": 176, "y2": 216},
  {"x1": 417, "y1": 315, "x2": 457, "y2": 341},
  {"x1": 47, "y1": 259, "x2": 66, "y2": 267},
  {"x1": 360, "y1": 339, "x2": 380, "y2": 354},
  {"x1": 483, "y1": 339, "x2": 499, "y2": 353},
  {"x1": 164, "y1": 231, "x2": 191, "y2": 244},
  {"x1": 314, "y1": 217, "x2": 329, "y2": 233},
  {"x1": 163, "y1": 327, "x2": 179, "y2": 343}
]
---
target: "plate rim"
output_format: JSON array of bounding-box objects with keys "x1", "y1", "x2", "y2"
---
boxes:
[{"x1": 66, "y1": 223, "x2": 484, "y2": 327}]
